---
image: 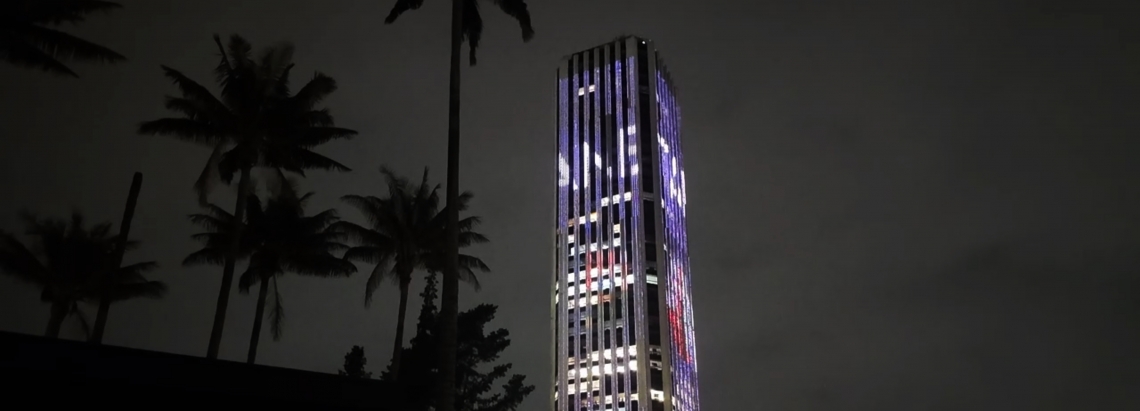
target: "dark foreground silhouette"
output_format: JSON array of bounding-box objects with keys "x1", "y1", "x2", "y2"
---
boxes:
[{"x1": 0, "y1": 331, "x2": 406, "y2": 410}]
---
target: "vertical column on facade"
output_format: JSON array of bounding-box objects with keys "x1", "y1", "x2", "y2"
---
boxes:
[
  {"x1": 614, "y1": 39, "x2": 631, "y2": 411},
  {"x1": 627, "y1": 37, "x2": 646, "y2": 411},
  {"x1": 640, "y1": 41, "x2": 667, "y2": 411},
  {"x1": 587, "y1": 46, "x2": 598, "y2": 411},
  {"x1": 555, "y1": 62, "x2": 568, "y2": 411},
  {"x1": 570, "y1": 52, "x2": 583, "y2": 411},
  {"x1": 656, "y1": 64, "x2": 676, "y2": 411},
  {"x1": 675, "y1": 70, "x2": 698, "y2": 411},
  {"x1": 601, "y1": 42, "x2": 611, "y2": 409}
]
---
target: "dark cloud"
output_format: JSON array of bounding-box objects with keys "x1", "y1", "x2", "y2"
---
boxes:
[{"x1": 2, "y1": 0, "x2": 1138, "y2": 410}]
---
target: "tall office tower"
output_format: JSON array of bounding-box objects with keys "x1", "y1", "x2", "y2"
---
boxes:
[{"x1": 552, "y1": 36, "x2": 698, "y2": 411}]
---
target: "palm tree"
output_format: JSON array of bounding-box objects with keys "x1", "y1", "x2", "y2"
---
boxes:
[
  {"x1": 185, "y1": 180, "x2": 356, "y2": 364},
  {"x1": 336, "y1": 167, "x2": 489, "y2": 380},
  {"x1": 139, "y1": 34, "x2": 356, "y2": 359},
  {"x1": 238, "y1": 186, "x2": 356, "y2": 363},
  {"x1": 0, "y1": 213, "x2": 163, "y2": 338},
  {"x1": 383, "y1": 2, "x2": 533, "y2": 408},
  {"x1": 1, "y1": 0, "x2": 126, "y2": 77},
  {"x1": 90, "y1": 171, "x2": 145, "y2": 344}
]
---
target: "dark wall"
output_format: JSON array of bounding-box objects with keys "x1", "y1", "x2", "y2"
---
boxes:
[{"x1": 0, "y1": 331, "x2": 406, "y2": 410}]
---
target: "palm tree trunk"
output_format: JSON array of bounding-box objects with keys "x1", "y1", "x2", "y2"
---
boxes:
[
  {"x1": 437, "y1": 0, "x2": 464, "y2": 410},
  {"x1": 91, "y1": 172, "x2": 143, "y2": 344},
  {"x1": 389, "y1": 276, "x2": 412, "y2": 380},
  {"x1": 247, "y1": 278, "x2": 270, "y2": 364},
  {"x1": 45, "y1": 300, "x2": 68, "y2": 338},
  {"x1": 207, "y1": 165, "x2": 253, "y2": 359}
]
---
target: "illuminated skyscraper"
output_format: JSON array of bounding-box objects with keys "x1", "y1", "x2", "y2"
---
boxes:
[{"x1": 553, "y1": 36, "x2": 698, "y2": 411}]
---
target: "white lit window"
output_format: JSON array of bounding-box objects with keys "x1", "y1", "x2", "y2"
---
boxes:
[
  {"x1": 613, "y1": 224, "x2": 621, "y2": 233},
  {"x1": 558, "y1": 155, "x2": 570, "y2": 187},
  {"x1": 589, "y1": 84, "x2": 597, "y2": 93},
  {"x1": 647, "y1": 275, "x2": 658, "y2": 285},
  {"x1": 651, "y1": 390, "x2": 665, "y2": 402},
  {"x1": 568, "y1": 235, "x2": 575, "y2": 244}
]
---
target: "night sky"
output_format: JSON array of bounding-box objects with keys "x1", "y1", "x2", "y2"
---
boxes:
[{"x1": 2, "y1": 0, "x2": 1139, "y2": 409}]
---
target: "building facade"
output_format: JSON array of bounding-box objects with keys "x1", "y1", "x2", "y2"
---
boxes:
[{"x1": 552, "y1": 36, "x2": 698, "y2": 411}]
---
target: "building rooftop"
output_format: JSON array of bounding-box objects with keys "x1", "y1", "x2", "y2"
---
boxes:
[
  {"x1": 0, "y1": 331, "x2": 407, "y2": 410},
  {"x1": 560, "y1": 35, "x2": 655, "y2": 60}
]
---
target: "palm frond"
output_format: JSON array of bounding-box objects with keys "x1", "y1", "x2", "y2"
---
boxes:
[
  {"x1": 3, "y1": 1, "x2": 126, "y2": 77},
  {"x1": 383, "y1": 0, "x2": 425, "y2": 24},
  {"x1": 187, "y1": 213, "x2": 232, "y2": 233},
  {"x1": 342, "y1": 245, "x2": 387, "y2": 265},
  {"x1": 490, "y1": 0, "x2": 536, "y2": 41},
  {"x1": 108, "y1": 280, "x2": 167, "y2": 301},
  {"x1": 305, "y1": 209, "x2": 341, "y2": 229},
  {"x1": 300, "y1": 108, "x2": 334, "y2": 127},
  {"x1": 137, "y1": 118, "x2": 224, "y2": 145},
  {"x1": 158, "y1": 66, "x2": 229, "y2": 117},
  {"x1": 1, "y1": 37, "x2": 79, "y2": 77},
  {"x1": 291, "y1": 73, "x2": 338, "y2": 109},
  {"x1": 215, "y1": 146, "x2": 255, "y2": 184},
  {"x1": 286, "y1": 254, "x2": 357, "y2": 277},
  {"x1": 26, "y1": 1, "x2": 123, "y2": 26},
  {"x1": 331, "y1": 221, "x2": 385, "y2": 245},
  {"x1": 414, "y1": 167, "x2": 434, "y2": 205},
  {"x1": 456, "y1": 253, "x2": 489, "y2": 291},
  {"x1": 455, "y1": 191, "x2": 476, "y2": 210},
  {"x1": 209, "y1": 33, "x2": 232, "y2": 85},
  {"x1": 295, "y1": 127, "x2": 358, "y2": 147},
  {"x1": 87, "y1": 221, "x2": 113, "y2": 241},
  {"x1": 268, "y1": 148, "x2": 352, "y2": 175},
  {"x1": 223, "y1": 34, "x2": 253, "y2": 71},
  {"x1": 182, "y1": 248, "x2": 226, "y2": 267},
  {"x1": 116, "y1": 261, "x2": 159, "y2": 277},
  {"x1": 0, "y1": 231, "x2": 49, "y2": 285},
  {"x1": 457, "y1": 231, "x2": 490, "y2": 247},
  {"x1": 463, "y1": 0, "x2": 484, "y2": 65},
  {"x1": 216, "y1": 34, "x2": 255, "y2": 107},
  {"x1": 272, "y1": 62, "x2": 295, "y2": 98},
  {"x1": 339, "y1": 195, "x2": 380, "y2": 219},
  {"x1": 456, "y1": 214, "x2": 484, "y2": 231},
  {"x1": 363, "y1": 261, "x2": 393, "y2": 307},
  {"x1": 238, "y1": 262, "x2": 263, "y2": 294},
  {"x1": 189, "y1": 232, "x2": 227, "y2": 245},
  {"x1": 378, "y1": 166, "x2": 409, "y2": 193},
  {"x1": 265, "y1": 167, "x2": 294, "y2": 202},
  {"x1": 256, "y1": 43, "x2": 294, "y2": 96},
  {"x1": 20, "y1": 25, "x2": 125, "y2": 64},
  {"x1": 193, "y1": 142, "x2": 230, "y2": 206}
]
